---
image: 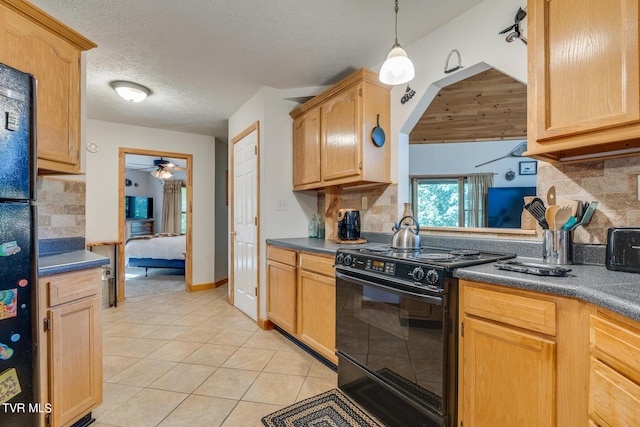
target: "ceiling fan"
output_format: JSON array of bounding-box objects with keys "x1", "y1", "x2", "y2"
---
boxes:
[{"x1": 128, "y1": 157, "x2": 186, "y2": 179}]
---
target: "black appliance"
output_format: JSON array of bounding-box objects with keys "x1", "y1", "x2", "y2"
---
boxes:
[
  {"x1": 606, "y1": 227, "x2": 640, "y2": 273},
  {"x1": 125, "y1": 196, "x2": 154, "y2": 219},
  {"x1": 337, "y1": 208, "x2": 360, "y2": 240},
  {"x1": 487, "y1": 186, "x2": 537, "y2": 228},
  {"x1": 335, "y1": 245, "x2": 515, "y2": 427},
  {"x1": 0, "y1": 63, "x2": 38, "y2": 426}
]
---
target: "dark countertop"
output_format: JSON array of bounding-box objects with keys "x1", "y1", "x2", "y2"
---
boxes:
[
  {"x1": 455, "y1": 258, "x2": 640, "y2": 321},
  {"x1": 39, "y1": 250, "x2": 110, "y2": 276},
  {"x1": 38, "y1": 237, "x2": 110, "y2": 276},
  {"x1": 267, "y1": 237, "x2": 640, "y2": 322}
]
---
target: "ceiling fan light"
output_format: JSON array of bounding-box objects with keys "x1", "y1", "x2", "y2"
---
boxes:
[
  {"x1": 151, "y1": 168, "x2": 173, "y2": 179},
  {"x1": 379, "y1": 44, "x2": 415, "y2": 85},
  {"x1": 110, "y1": 80, "x2": 151, "y2": 103}
]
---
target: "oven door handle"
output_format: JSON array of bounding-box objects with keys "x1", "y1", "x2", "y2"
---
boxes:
[{"x1": 335, "y1": 270, "x2": 444, "y2": 305}]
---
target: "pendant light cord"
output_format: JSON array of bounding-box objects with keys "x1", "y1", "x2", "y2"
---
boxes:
[{"x1": 394, "y1": 0, "x2": 399, "y2": 45}]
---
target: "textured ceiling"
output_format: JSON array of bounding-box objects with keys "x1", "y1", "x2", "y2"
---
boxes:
[{"x1": 30, "y1": 0, "x2": 485, "y2": 141}]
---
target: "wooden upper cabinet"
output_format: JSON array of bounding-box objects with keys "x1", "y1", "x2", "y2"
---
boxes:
[
  {"x1": 290, "y1": 68, "x2": 390, "y2": 190},
  {"x1": 526, "y1": 0, "x2": 640, "y2": 162},
  {"x1": 292, "y1": 107, "x2": 321, "y2": 188},
  {"x1": 321, "y1": 84, "x2": 361, "y2": 182},
  {"x1": 0, "y1": 0, "x2": 96, "y2": 174}
]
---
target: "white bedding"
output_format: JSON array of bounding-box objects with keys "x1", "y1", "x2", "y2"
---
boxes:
[{"x1": 125, "y1": 234, "x2": 186, "y2": 266}]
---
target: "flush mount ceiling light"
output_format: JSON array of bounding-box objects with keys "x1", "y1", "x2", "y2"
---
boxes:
[
  {"x1": 110, "y1": 80, "x2": 151, "y2": 103},
  {"x1": 379, "y1": 0, "x2": 415, "y2": 86}
]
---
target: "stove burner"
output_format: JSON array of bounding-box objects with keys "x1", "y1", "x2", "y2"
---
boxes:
[
  {"x1": 449, "y1": 249, "x2": 480, "y2": 257},
  {"x1": 361, "y1": 246, "x2": 391, "y2": 253},
  {"x1": 414, "y1": 253, "x2": 456, "y2": 261}
]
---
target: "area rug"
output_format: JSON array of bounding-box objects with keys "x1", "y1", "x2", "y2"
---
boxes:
[
  {"x1": 261, "y1": 389, "x2": 382, "y2": 427},
  {"x1": 125, "y1": 267, "x2": 185, "y2": 297}
]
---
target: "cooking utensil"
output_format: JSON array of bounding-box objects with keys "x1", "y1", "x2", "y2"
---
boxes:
[
  {"x1": 475, "y1": 141, "x2": 527, "y2": 167},
  {"x1": 553, "y1": 206, "x2": 572, "y2": 231},
  {"x1": 546, "y1": 186, "x2": 556, "y2": 206},
  {"x1": 545, "y1": 205, "x2": 560, "y2": 230},
  {"x1": 391, "y1": 216, "x2": 420, "y2": 249},
  {"x1": 569, "y1": 201, "x2": 598, "y2": 230},
  {"x1": 557, "y1": 199, "x2": 579, "y2": 217},
  {"x1": 524, "y1": 197, "x2": 548, "y2": 229},
  {"x1": 561, "y1": 216, "x2": 577, "y2": 230},
  {"x1": 371, "y1": 114, "x2": 385, "y2": 147}
]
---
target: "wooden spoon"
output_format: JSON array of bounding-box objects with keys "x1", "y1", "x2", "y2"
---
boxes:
[
  {"x1": 546, "y1": 186, "x2": 556, "y2": 206},
  {"x1": 545, "y1": 205, "x2": 560, "y2": 231},
  {"x1": 554, "y1": 206, "x2": 573, "y2": 231},
  {"x1": 560, "y1": 200, "x2": 579, "y2": 217}
]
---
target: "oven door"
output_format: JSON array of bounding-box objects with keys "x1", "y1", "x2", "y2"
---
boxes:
[{"x1": 336, "y1": 269, "x2": 450, "y2": 427}]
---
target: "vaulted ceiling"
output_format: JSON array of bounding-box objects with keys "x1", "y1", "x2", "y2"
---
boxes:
[{"x1": 409, "y1": 68, "x2": 527, "y2": 144}]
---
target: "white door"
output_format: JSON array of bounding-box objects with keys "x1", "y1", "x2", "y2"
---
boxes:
[{"x1": 232, "y1": 127, "x2": 258, "y2": 320}]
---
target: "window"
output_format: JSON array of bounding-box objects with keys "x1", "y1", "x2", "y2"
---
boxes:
[
  {"x1": 181, "y1": 185, "x2": 187, "y2": 233},
  {"x1": 411, "y1": 177, "x2": 469, "y2": 227}
]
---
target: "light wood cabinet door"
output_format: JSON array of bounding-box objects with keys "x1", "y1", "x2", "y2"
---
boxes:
[
  {"x1": 0, "y1": 1, "x2": 95, "y2": 174},
  {"x1": 297, "y1": 269, "x2": 337, "y2": 364},
  {"x1": 292, "y1": 107, "x2": 321, "y2": 189},
  {"x1": 527, "y1": 0, "x2": 640, "y2": 161},
  {"x1": 321, "y1": 84, "x2": 362, "y2": 183},
  {"x1": 48, "y1": 295, "x2": 102, "y2": 427},
  {"x1": 460, "y1": 316, "x2": 556, "y2": 427},
  {"x1": 266, "y1": 258, "x2": 297, "y2": 334}
]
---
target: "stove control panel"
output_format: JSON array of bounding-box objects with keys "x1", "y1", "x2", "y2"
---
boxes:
[
  {"x1": 335, "y1": 251, "x2": 447, "y2": 291},
  {"x1": 365, "y1": 259, "x2": 396, "y2": 275}
]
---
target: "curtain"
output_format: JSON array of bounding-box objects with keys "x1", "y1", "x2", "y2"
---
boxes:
[
  {"x1": 162, "y1": 180, "x2": 183, "y2": 233},
  {"x1": 467, "y1": 173, "x2": 494, "y2": 227}
]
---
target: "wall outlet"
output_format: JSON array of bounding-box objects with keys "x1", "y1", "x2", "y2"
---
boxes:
[
  {"x1": 277, "y1": 200, "x2": 287, "y2": 211},
  {"x1": 361, "y1": 196, "x2": 368, "y2": 210}
]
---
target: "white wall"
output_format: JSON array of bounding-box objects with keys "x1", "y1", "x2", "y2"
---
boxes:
[
  {"x1": 409, "y1": 140, "x2": 536, "y2": 188},
  {"x1": 228, "y1": 87, "x2": 321, "y2": 319},
  {"x1": 85, "y1": 119, "x2": 216, "y2": 286},
  {"x1": 391, "y1": 0, "x2": 528, "y2": 212}
]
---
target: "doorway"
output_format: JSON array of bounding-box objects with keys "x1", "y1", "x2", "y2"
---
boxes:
[{"x1": 118, "y1": 147, "x2": 193, "y2": 301}]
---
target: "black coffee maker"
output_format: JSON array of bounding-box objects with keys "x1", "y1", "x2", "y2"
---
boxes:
[{"x1": 337, "y1": 208, "x2": 360, "y2": 240}]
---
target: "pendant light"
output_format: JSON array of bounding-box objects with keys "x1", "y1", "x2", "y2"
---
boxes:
[{"x1": 379, "y1": 0, "x2": 415, "y2": 85}]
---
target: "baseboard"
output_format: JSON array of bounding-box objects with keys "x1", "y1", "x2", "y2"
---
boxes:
[
  {"x1": 258, "y1": 317, "x2": 274, "y2": 330},
  {"x1": 189, "y1": 277, "x2": 228, "y2": 292}
]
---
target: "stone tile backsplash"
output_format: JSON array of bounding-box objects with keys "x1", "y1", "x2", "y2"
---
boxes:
[
  {"x1": 537, "y1": 155, "x2": 640, "y2": 244},
  {"x1": 37, "y1": 178, "x2": 86, "y2": 239}
]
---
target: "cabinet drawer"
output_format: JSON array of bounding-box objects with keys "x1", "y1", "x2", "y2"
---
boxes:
[
  {"x1": 45, "y1": 268, "x2": 101, "y2": 307},
  {"x1": 462, "y1": 284, "x2": 557, "y2": 336},
  {"x1": 299, "y1": 252, "x2": 335, "y2": 276},
  {"x1": 267, "y1": 246, "x2": 296, "y2": 266},
  {"x1": 589, "y1": 358, "x2": 640, "y2": 425},
  {"x1": 591, "y1": 313, "x2": 640, "y2": 384}
]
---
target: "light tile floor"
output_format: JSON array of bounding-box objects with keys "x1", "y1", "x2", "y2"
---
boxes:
[{"x1": 94, "y1": 286, "x2": 337, "y2": 427}]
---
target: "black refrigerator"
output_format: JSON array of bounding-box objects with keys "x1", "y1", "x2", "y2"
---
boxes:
[{"x1": 0, "y1": 62, "x2": 39, "y2": 426}]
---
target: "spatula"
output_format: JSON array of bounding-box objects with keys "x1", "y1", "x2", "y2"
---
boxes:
[
  {"x1": 569, "y1": 201, "x2": 598, "y2": 230},
  {"x1": 524, "y1": 197, "x2": 548, "y2": 229}
]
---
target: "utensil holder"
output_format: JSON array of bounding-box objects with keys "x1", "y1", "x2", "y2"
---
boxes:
[{"x1": 542, "y1": 230, "x2": 573, "y2": 265}]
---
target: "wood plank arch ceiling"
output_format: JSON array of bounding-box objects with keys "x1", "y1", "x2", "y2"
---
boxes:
[{"x1": 409, "y1": 68, "x2": 527, "y2": 144}]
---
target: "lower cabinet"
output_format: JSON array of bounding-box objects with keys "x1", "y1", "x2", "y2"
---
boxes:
[
  {"x1": 458, "y1": 279, "x2": 589, "y2": 427},
  {"x1": 589, "y1": 308, "x2": 640, "y2": 426},
  {"x1": 297, "y1": 252, "x2": 336, "y2": 364},
  {"x1": 266, "y1": 245, "x2": 337, "y2": 364},
  {"x1": 266, "y1": 246, "x2": 297, "y2": 335},
  {"x1": 38, "y1": 268, "x2": 102, "y2": 427}
]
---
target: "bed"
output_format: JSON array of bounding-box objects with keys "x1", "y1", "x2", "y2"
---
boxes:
[{"x1": 125, "y1": 234, "x2": 186, "y2": 276}]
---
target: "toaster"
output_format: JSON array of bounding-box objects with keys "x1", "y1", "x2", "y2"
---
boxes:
[{"x1": 606, "y1": 228, "x2": 640, "y2": 273}]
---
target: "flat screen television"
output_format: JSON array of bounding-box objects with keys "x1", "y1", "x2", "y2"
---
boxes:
[
  {"x1": 487, "y1": 187, "x2": 536, "y2": 228},
  {"x1": 125, "y1": 196, "x2": 154, "y2": 219}
]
